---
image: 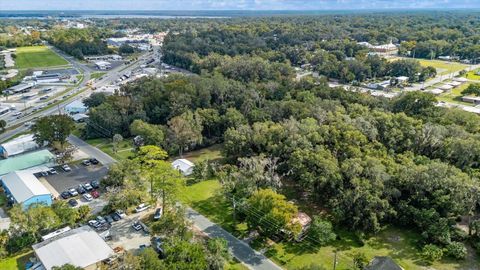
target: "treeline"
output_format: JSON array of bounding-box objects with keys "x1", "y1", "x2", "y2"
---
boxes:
[{"x1": 45, "y1": 28, "x2": 110, "y2": 59}]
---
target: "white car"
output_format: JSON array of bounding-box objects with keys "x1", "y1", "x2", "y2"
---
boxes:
[
  {"x1": 68, "y1": 188, "x2": 78, "y2": 196},
  {"x1": 62, "y1": 164, "x2": 71, "y2": 172},
  {"x1": 83, "y1": 193, "x2": 93, "y2": 201},
  {"x1": 12, "y1": 112, "x2": 22, "y2": 117},
  {"x1": 135, "y1": 203, "x2": 151, "y2": 213}
]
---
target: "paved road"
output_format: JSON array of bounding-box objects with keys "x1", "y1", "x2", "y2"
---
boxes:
[
  {"x1": 186, "y1": 207, "x2": 283, "y2": 270},
  {"x1": 67, "y1": 135, "x2": 117, "y2": 165}
]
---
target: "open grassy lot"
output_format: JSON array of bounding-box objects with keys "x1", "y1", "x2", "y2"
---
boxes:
[
  {"x1": 465, "y1": 70, "x2": 480, "y2": 81},
  {"x1": 174, "y1": 144, "x2": 223, "y2": 163},
  {"x1": 417, "y1": 59, "x2": 468, "y2": 75},
  {"x1": 85, "y1": 137, "x2": 134, "y2": 161},
  {"x1": 0, "y1": 251, "x2": 33, "y2": 270},
  {"x1": 15, "y1": 46, "x2": 68, "y2": 69},
  {"x1": 181, "y1": 177, "x2": 479, "y2": 270},
  {"x1": 437, "y1": 82, "x2": 472, "y2": 105}
]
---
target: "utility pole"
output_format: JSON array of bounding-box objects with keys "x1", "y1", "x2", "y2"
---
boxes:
[{"x1": 333, "y1": 251, "x2": 338, "y2": 270}]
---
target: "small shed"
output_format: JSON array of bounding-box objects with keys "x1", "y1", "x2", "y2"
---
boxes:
[{"x1": 171, "y1": 159, "x2": 195, "y2": 176}]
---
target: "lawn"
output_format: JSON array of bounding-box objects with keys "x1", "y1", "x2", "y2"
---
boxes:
[
  {"x1": 90, "y1": 72, "x2": 106, "y2": 80},
  {"x1": 417, "y1": 59, "x2": 468, "y2": 75},
  {"x1": 181, "y1": 180, "x2": 479, "y2": 270},
  {"x1": 174, "y1": 144, "x2": 223, "y2": 163},
  {"x1": 0, "y1": 251, "x2": 33, "y2": 270},
  {"x1": 437, "y1": 82, "x2": 472, "y2": 105},
  {"x1": 85, "y1": 137, "x2": 134, "y2": 161},
  {"x1": 178, "y1": 179, "x2": 249, "y2": 237},
  {"x1": 15, "y1": 46, "x2": 68, "y2": 69},
  {"x1": 465, "y1": 70, "x2": 480, "y2": 81}
]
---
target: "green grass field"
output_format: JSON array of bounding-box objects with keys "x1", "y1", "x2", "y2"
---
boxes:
[
  {"x1": 180, "y1": 179, "x2": 479, "y2": 270},
  {"x1": 417, "y1": 59, "x2": 468, "y2": 75},
  {"x1": 90, "y1": 72, "x2": 106, "y2": 80},
  {"x1": 0, "y1": 251, "x2": 33, "y2": 270},
  {"x1": 465, "y1": 70, "x2": 480, "y2": 81},
  {"x1": 85, "y1": 137, "x2": 134, "y2": 161},
  {"x1": 15, "y1": 46, "x2": 68, "y2": 69},
  {"x1": 174, "y1": 144, "x2": 223, "y2": 163}
]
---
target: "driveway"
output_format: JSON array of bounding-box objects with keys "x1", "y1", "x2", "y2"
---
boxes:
[
  {"x1": 107, "y1": 210, "x2": 152, "y2": 251},
  {"x1": 186, "y1": 208, "x2": 282, "y2": 270},
  {"x1": 68, "y1": 135, "x2": 117, "y2": 165},
  {"x1": 44, "y1": 164, "x2": 108, "y2": 193}
]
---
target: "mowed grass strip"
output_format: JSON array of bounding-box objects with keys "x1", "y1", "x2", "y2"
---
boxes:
[
  {"x1": 15, "y1": 46, "x2": 68, "y2": 69},
  {"x1": 417, "y1": 59, "x2": 468, "y2": 75}
]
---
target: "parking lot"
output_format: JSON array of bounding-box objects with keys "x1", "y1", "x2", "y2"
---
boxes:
[
  {"x1": 43, "y1": 164, "x2": 108, "y2": 194},
  {"x1": 106, "y1": 210, "x2": 153, "y2": 251}
]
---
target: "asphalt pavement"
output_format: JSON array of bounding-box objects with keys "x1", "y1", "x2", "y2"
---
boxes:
[
  {"x1": 67, "y1": 135, "x2": 117, "y2": 165},
  {"x1": 186, "y1": 207, "x2": 283, "y2": 270}
]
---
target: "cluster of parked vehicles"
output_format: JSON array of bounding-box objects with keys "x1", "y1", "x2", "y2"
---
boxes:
[
  {"x1": 61, "y1": 179, "x2": 101, "y2": 207},
  {"x1": 88, "y1": 210, "x2": 127, "y2": 232}
]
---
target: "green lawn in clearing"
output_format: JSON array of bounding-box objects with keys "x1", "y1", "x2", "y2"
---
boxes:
[
  {"x1": 437, "y1": 82, "x2": 472, "y2": 105},
  {"x1": 174, "y1": 144, "x2": 223, "y2": 163},
  {"x1": 85, "y1": 137, "x2": 134, "y2": 161},
  {"x1": 15, "y1": 46, "x2": 68, "y2": 69},
  {"x1": 181, "y1": 180, "x2": 479, "y2": 270},
  {"x1": 0, "y1": 251, "x2": 33, "y2": 270},
  {"x1": 417, "y1": 59, "x2": 468, "y2": 76}
]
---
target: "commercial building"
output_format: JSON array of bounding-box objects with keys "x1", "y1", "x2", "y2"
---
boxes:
[
  {"x1": 94, "y1": 61, "x2": 111, "y2": 70},
  {"x1": 0, "y1": 149, "x2": 55, "y2": 176},
  {"x1": 35, "y1": 73, "x2": 61, "y2": 84},
  {"x1": 171, "y1": 159, "x2": 195, "y2": 176},
  {"x1": 85, "y1": 55, "x2": 122, "y2": 61},
  {"x1": 0, "y1": 170, "x2": 52, "y2": 209},
  {"x1": 32, "y1": 226, "x2": 115, "y2": 270},
  {"x1": 359, "y1": 41, "x2": 398, "y2": 55},
  {"x1": 65, "y1": 100, "x2": 88, "y2": 114},
  {"x1": 5, "y1": 82, "x2": 35, "y2": 95},
  {"x1": 0, "y1": 134, "x2": 39, "y2": 158}
]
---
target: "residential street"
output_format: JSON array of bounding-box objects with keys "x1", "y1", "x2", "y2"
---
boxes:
[
  {"x1": 67, "y1": 135, "x2": 117, "y2": 165},
  {"x1": 186, "y1": 207, "x2": 283, "y2": 270}
]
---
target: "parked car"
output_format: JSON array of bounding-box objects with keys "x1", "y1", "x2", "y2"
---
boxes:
[
  {"x1": 96, "y1": 216, "x2": 107, "y2": 224},
  {"x1": 39, "y1": 171, "x2": 49, "y2": 177},
  {"x1": 135, "y1": 203, "x2": 150, "y2": 213},
  {"x1": 68, "y1": 199, "x2": 78, "y2": 207},
  {"x1": 132, "y1": 221, "x2": 142, "y2": 231},
  {"x1": 153, "y1": 208, "x2": 163, "y2": 220},
  {"x1": 61, "y1": 191, "x2": 71, "y2": 199},
  {"x1": 88, "y1": 220, "x2": 101, "y2": 228},
  {"x1": 77, "y1": 185, "x2": 86, "y2": 194},
  {"x1": 115, "y1": 209, "x2": 127, "y2": 218},
  {"x1": 82, "y1": 160, "x2": 91, "y2": 166},
  {"x1": 83, "y1": 183, "x2": 93, "y2": 191},
  {"x1": 111, "y1": 213, "x2": 121, "y2": 221},
  {"x1": 83, "y1": 193, "x2": 93, "y2": 201},
  {"x1": 61, "y1": 164, "x2": 72, "y2": 172},
  {"x1": 68, "y1": 188, "x2": 78, "y2": 196},
  {"x1": 89, "y1": 158, "x2": 99, "y2": 165},
  {"x1": 48, "y1": 168, "x2": 58, "y2": 175},
  {"x1": 105, "y1": 215, "x2": 114, "y2": 224},
  {"x1": 91, "y1": 190, "x2": 100, "y2": 198},
  {"x1": 90, "y1": 180, "x2": 100, "y2": 189}
]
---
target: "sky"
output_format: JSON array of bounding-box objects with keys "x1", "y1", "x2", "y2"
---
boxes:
[{"x1": 1, "y1": 0, "x2": 480, "y2": 11}]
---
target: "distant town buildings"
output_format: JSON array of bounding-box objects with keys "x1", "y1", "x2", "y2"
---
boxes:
[{"x1": 359, "y1": 41, "x2": 399, "y2": 55}]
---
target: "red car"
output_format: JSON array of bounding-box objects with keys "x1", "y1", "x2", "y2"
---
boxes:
[{"x1": 91, "y1": 190, "x2": 100, "y2": 198}]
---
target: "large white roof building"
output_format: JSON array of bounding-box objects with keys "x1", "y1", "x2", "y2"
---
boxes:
[
  {"x1": 0, "y1": 134, "x2": 39, "y2": 158},
  {"x1": 1, "y1": 171, "x2": 52, "y2": 209},
  {"x1": 32, "y1": 226, "x2": 114, "y2": 270}
]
